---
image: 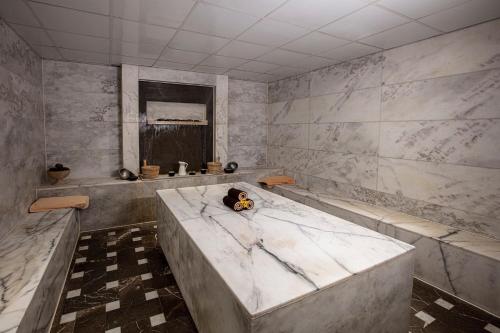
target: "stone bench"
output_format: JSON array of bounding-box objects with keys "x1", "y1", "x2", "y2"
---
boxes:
[
  {"x1": 0, "y1": 209, "x2": 79, "y2": 332},
  {"x1": 271, "y1": 185, "x2": 500, "y2": 317}
]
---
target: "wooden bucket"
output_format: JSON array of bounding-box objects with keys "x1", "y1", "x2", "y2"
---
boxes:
[
  {"x1": 141, "y1": 160, "x2": 160, "y2": 179},
  {"x1": 207, "y1": 161, "x2": 222, "y2": 174}
]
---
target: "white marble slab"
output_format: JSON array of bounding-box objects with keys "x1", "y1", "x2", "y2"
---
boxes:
[
  {"x1": 157, "y1": 182, "x2": 414, "y2": 332},
  {"x1": 272, "y1": 184, "x2": 500, "y2": 316},
  {"x1": 0, "y1": 209, "x2": 79, "y2": 332}
]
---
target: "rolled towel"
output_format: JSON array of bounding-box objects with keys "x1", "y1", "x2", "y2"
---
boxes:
[
  {"x1": 228, "y1": 188, "x2": 248, "y2": 201},
  {"x1": 223, "y1": 196, "x2": 244, "y2": 211},
  {"x1": 240, "y1": 199, "x2": 254, "y2": 210}
]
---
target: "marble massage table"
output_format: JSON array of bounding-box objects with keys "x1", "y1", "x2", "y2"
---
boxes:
[{"x1": 156, "y1": 182, "x2": 415, "y2": 333}]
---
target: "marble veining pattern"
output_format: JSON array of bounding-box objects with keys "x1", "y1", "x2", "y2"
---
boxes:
[
  {"x1": 158, "y1": 182, "x2": 413, "y2": 315},
  {"x1": 0, "y1": 209, "x2": 78, "y2": 332},
  {"x1": 0, "y1": 18, "x2": 44, "y2": 238},
  {"x1": 267, "y1": 19, "x2": 500, "y2": 240}
]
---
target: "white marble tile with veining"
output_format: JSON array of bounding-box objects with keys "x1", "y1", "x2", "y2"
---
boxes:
[
  {"x1": 268, "y1": 124, "x2": 308, "y2": 149},
  {"x1": 0, "y1": 209, "x2": 77, "y2": 332},
  {"x1": 381, "y1": 69, "x2": 500, "y2": 121},
  {"x1": 228, "y1": 102, "x2": 267, "y2": 124},
  {"x1": 229, "y1": 123, "x2": 267, "y2": 146},
  {"x1": 157, "y1": 182, "x2": 413, "y2": 316},
  {"x1": 229, "y1": 79, "x2": 267, "y2": 104},
  {"x1": 310, "y1": 87, "x2": 380, "y2": 123},
  {"x1": 309, "y1": 122, "x2": 379, "y2": 155},
  {"x1": 267, "y1": 146, "x2": 309, "y2": 173},
  {"x1": 228, "y1": 145, "x2": 267, "y2": 168},
  {"x1": 379, "y1": 119, "x2": 500, "y2": 168},
  {"x1": 310, "y1": 53, "x2": 383, "y2": 96},
  {"x1": 216, "y1": 75, "x2": 228, "y2": 124},
  {"x1": 268, "y1": 74, "x2": 310, "y2": 103},
  {"x1": 269, "y1": 98, "x2": 309, "y2": 124},
  {"x1": 382, "y1": 19, "x2": 500, "y2": 84},
  {"x1": 307, "y1": 150, "x2": 378, "y2": 190},
  {"x1": 138, "y1": 66, "x2": 217, "y2": 86},
  {"x1": 378, "y1": 157, "x2": 500, "y2": 218}
]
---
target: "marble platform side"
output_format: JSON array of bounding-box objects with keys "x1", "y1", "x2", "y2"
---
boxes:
[
  {"x1": 252, "y1": 251, "x2": 414, "y2": 333},
  {"x1": 36, "y1": 169, "x2": 282, "y2": 231},
  {"x1": 0, "y1": 209, "x2": 79, "y2": 333},
  {"x1": 272, "y1": 185, "x2": 500, "y2": 317}
]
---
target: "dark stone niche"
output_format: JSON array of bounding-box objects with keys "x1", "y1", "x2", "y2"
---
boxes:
[{"x1": 139, "y1": 81, "x2": 214, "y2": 174}]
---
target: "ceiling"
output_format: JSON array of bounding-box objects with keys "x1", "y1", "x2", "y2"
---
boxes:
[{"x1": 1, "y1": 0, "x2": 500, "y2": 83}]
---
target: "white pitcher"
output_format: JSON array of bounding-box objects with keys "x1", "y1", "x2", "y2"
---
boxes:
[{"x1": 178, "y1": 161, "x2": 188, "y2": 176}]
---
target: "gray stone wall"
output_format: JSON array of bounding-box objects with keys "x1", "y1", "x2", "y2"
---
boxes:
[
  {"x1": 42, "y1": 60, "x2": 121, "y2": 178},
  {"x1": 228, "y1": 79, "x2": 268, "y2": 167},
  {"x1": 0, "y1": 19, "x2": 44, "y2": 238},
  {"x1": 267, "y1": 19, "x2": 500, "y2": 240}
]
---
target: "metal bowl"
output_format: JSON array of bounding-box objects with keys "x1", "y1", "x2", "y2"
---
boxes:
[
  {"x1": 226, "y1": 161, "x2": 238, "y2": 171},
  {"x1": 119, "y1": 168, "x2": 131, "y2": 180}
]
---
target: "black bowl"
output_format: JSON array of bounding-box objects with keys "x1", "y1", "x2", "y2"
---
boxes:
[
  {"x1": 168, "y1": 171, "x2": 175, "y2": 177},
  {"x1": 224, "y1": 167, "x2": 235, "y2": 174},
  {"x1": 200, "y1": 169, "x2": 207, "y2": 174},
  {"x1": 226, "y1": 161, "x2": 238, "y2": 171}
]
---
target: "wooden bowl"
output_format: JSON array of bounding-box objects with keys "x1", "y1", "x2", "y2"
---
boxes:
[
  {"x1": 141, "y1": 165, "x2": 160, "y2": 179},
  {"x1": 47, "y1": 169, "x2": 70, "y2": 184}
]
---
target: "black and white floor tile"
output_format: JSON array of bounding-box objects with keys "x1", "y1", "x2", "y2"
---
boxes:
[{"x1": 50, "y1": 222, "x2": 499, "y2": 333}]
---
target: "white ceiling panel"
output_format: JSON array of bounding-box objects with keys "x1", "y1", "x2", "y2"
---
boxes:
[
  {"x1": 33, "y1": 0, "x2": 110, "y2": 15},
  {"x1": 320, "y1": 5, "x2": 410, "y2": 40},
  {"x1": 237, "y1": 18, "x2": 308, "y2": 47},
  {"x1": 191, "y1": 65, "x2": 227, "y2": 74},
  {"x1": 112, "y1": 19, "x2": 176, "y2": 44},
  {"x1": 199, "y1": 55, "x2": 247, "y2": 68},
  {"x1": 169, "y1": 30, "x2": 229, "y2": 53},
  {"x1": 111, "y1": 40, "x2": 165, "y2": 59},
  {"x1": 361, "y1": 21, "x2": 440, "y2": 49},
  {"x1": 49, "y1": 30, "x2": 109, "y2": 53},
  {"x1": 110, "y1": 0, "x2": 195, "y2": 28},
  {"x1": 292, "y1": 55, "x2": 336, "y2": 70},
  {"x1": 269, "y1": 0, "x2": 367, "y2": 29},
  {"x1": 377, "y1": 0, "x2": 469, "y2": 19},
  {"x1": 59, "y1": 48, "x2": 109, "y2": 64},
  {"x1": 111, "y1": 54, "x2": 155, "y2": 66},
  {"x1": 419, "y1": 0, "x2": 500, "y2": 32},
  {"x1": 257, "y1": 49, "x2": 309, "y2": 66},
  {"x1": 0, "y1": 0, "x2": 499, "y2": 83},
  {"x1": 182, "y1": 2, "x2": 259, "y2": 38},
  {"x1": 29, "y1": 2, "x2": 109, "y2": 37},
  {"x1": 10, "y1": 24, "x2": 53, "y2": 46},
  {"x1": 227, "y1": 69, "x2": 275, "y2": 82},
  {"x1": 153, "y1": 60, "x2": 194, "y2": 71},
  {"x1": 236, "y1": 61, "x2": 280, "y2": 73},
  {"x1": 202, "y1": 0, "x2": 286, "y2": 18},
  {"x1": 158, "y1": 47, "x2": 208, "y2": 65},
  {"x1": 217, "y1": 40, "x2": 271, "y2": 59},
  {"x1": 282, "y1": 32, "x2": 349, "y2": 55},
  {"x1": 0, "y1": 0, "x2": 40, "y2": 26},
  {"x1": 321, "y1": 42, "x2": 380, "y2": 61}
]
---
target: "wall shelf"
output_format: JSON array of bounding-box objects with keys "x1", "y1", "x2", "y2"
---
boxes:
[{"x1": 151, "y1": 120, "x2": 208, "y2": 126}]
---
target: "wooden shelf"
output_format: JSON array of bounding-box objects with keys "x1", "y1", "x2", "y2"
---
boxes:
[{"x1": 150, "y1": 120, "x2": 208, "y2": 126}]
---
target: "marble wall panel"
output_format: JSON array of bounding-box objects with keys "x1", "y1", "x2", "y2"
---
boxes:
[
  {"x1": 381, "y1": 69, "x2": 500, "y2": 121},
  {"x1": 378, "y1": 158, "x2": 500, "y2": 218},
  {"x1": 383, "y1": 19, "x2": 500, "y2": 84},
  {"x1": 228, "y1": 102, "x2": 267, "y2": 124},
  {"x1": 310, "y1": 53, "x2": 383, "y2": 96},
  {"x1": 268, "y1": 73, "x2": 310, "y2": 103},
  {"x1": 138, "y1": 66, "x2": 217, "y2": 86},
  {"x1": 0, "y1": 19, "x2": 44, "y2": 238},
  {"x1": 380, "y1": 119, "x2": 500, "y2": 168},
  {"x1": 229, "y1": 79, "x2": 267, "y2": 104},
  {"x1": 307, "y1": 150, "x2": 378, "y2": 190},
  {"x1": 310, "y1": 87, "x2": 380, "y2": 123},
  {"x1": 267, "y1": 146, "x2": 309, "y2": 174},
  {"x1": 228, "y1": 79, "x2": 268, "y2": 167},
  {"x1": 268, "y1": 124, "x2": 308, "y2": 149},
  {"x1": 43, "y1": 60, "x2": 121, "y2": 179},
  {"x1": 309, "y1": 122, "x2": 379, "y2": 155},
  {"x1": 228, "y1": 123, "x2": 267, "y2": 146},
  {"x1": 269, "y1": 98, "x2": 309, "y2": 124},
  {"x1": 228, "y1": 146, "x2": 267, "y2": 168}
]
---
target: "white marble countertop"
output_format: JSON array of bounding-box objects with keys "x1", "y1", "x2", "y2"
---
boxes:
[
  {"x1": 0, "y1": 209, "x2": 74, "y2": 332},
  {"x1": 157, "y1": 182, "x2": 414, "y2": 317}
]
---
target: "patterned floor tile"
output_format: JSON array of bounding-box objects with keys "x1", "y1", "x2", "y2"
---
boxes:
[{"x1": 50, "y1": 222, "x2": 499, "y2": 333}]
